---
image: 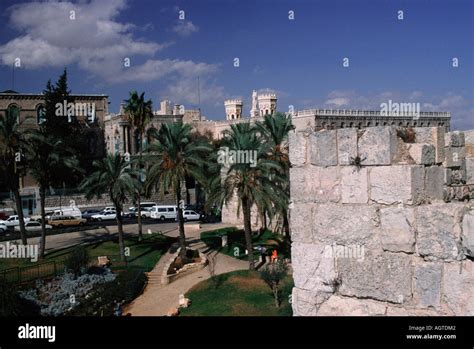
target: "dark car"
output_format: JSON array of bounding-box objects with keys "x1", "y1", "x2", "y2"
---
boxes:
[{"x1": 81, "y1": 209, "x2": 102, "y2": 221}]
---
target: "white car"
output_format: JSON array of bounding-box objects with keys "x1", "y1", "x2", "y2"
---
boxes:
[
  {"x1": 150, "y1": 206, "x2": 177, "y2": 221},
  {"x1": 139, "y1": 207, "x2": 153, "y2": 219},
  {"x1": 102, "y1": 207, "x2": 116, "y2": 213},
  {"x1": 176, "y1": 210, "x2": 201, "y2": 222},
  {"x1": 91, "y1": 211, "x2": 117, "y2": 221},
  {"x1": 14, "y1": 221, "x2": 52, "y2": 232},
  {"x1": 0, "y1": 215, "x2": 30, "y2": 227},
  {"x1": 0, "y1": 223, "x2": 7, "y2": 233}
]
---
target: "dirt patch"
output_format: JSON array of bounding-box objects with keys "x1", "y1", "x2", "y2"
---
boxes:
[{"x1": 227, "y1": 274, "x2": 266, "y2": 291}]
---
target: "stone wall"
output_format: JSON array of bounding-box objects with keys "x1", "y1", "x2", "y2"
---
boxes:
[{"x1": 289, "y1": 126, "x2": 474, "y2": 316}]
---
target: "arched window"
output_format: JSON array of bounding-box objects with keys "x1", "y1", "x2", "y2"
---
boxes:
[
  {"x1": 7, "y1": 104, "x2": 20, "y2": 123},
  {"x1": 37, "y1": 105, "x2": 46, "y2": 125}
]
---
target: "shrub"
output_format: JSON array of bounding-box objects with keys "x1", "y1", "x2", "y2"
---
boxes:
[
  {"x1": 260, "y1": 259, "x2": 288, "y2": 308},
  {"x1": 64, "y1": 245, "x2": 90, "y2": 276}
]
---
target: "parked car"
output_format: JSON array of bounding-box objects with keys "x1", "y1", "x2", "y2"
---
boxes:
[
  {"x1": 176, "y1": 210, "x2": 201, "y2": 222},
  {"x1": 14, "y1": 221, "x2": 52, "y2": 232},
  {"x1": 51, "y1": 207, "x2": 82, "y2": 219},
  {"x1": 139, "y1": 207, "x2": 154, "y2": 219},
  {"x1": 0, "y1": 223, "x2": 7, "y2": 233},
  {"x1": 91, "y1": 211, "x2": 117, "y2": 221},
  {"x1": 102, "y1": 207, "x2": 116, "y2": 213},
  {"x1": 123, "y1": 207, "x2": 137, "y2": 218},
  {"x1": 150, "y1": 206, "x2": 177, "y2": 221},
  {"x1": 49, "y1": 215, "x2": 87, "y2": 228},
  {"x1": 81, "y1": 209, "x2": 102, "y2": 221},
  {"x1": 0, "y1": 215, "x2": 30, "y2": 227},
  {"x1": 30, "y1": 211, "x2": 54, "y2": 223}
]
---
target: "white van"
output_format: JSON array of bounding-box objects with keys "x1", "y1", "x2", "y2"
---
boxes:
[
  {"x1": 150, "y1": 206, "x2": 177, "y2": 221},
  {"x1": 51, "y1": 207, "x2": 82, "y2": 219}
]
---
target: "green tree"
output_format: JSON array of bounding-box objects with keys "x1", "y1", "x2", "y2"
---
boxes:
[
  {"x1": 124, "y1": 91, "x2": 153, "y2": 241},
  {"x1": 145, "y1": 122, "x2": 213, "y2": 257},
  {"x1": 25, "y1": 129, "x2": 81, "y2": 258},
  {"x1": 0, "y1": 109, "x2": 29, "y2": 244},
  {"x1": 80, "y1": 154, "x2": 139, "y2": 261},
  {"x1": 256, "y1": 112, "x2": 294, "y2": 239},
  {"x1": 260, "y1": 259, "x2": 288, "y2": 307},
  {"x1": 207, "y1": 122, "x2": 288, "y2": 270}
]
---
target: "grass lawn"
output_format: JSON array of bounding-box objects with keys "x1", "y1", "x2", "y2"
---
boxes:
[
  {"x1": 0, "y1": 232, "x2": 176, "y2": 273},
  {"x1": 180, "y1": 270, "x2": 293, "y2": 316},
  {"x1": 201, "y1": 227, "x2": 291, "y2": 261}
]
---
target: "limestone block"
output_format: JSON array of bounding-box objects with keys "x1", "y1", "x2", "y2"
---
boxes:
[
  {"x1": 443, "y1": 261, "x2": 474, "y2": 315},
  {"x1": 386, "y1": 307, "x2": 440, "y2": 316},
  {"x1": 444, "y1": 168, "x2": 452, "y2": 185},
  {"x1": 407, "y1": 143, "x2": 435, "y2": 165},
  {"x1": 290, "y1": 167, "x2": 315, "y2": 203},
  {"x1": 310, "y1": 130, "x2": 337, "y2": 167},
  {"x1": 338, "y1": 251, "x2": 413, "y2": 303},
  {"x1": 414, "y1": 127, "x2": 445, "y2": 164},
  {"x1": 444, "y1": 147, "x2": 465, "y2": 168},
  {"x1": 311, "y1": 203, "x2": 379, "y2": 247},
  {"x1": 462, "y1": 209, "x2": 474, "y2": 257},
  {"x1": 445, "y1": 131, "x2": 465, "y2": 147},
  {"x1": 289, "y1": 202, "x2": 313, "y2": 244},
  {"x1": 288, "y1": 131, "x2": 307, "y2": 167},
  {"x1": 317, "y1": 295, "x2": 386, "y2": 316},
  {"x1": 340, "y1": 167, "x2": 368, "y2": 204},
  {"x1": 414, "y1": 263, "x2": 442, "y2": 309},
  {"x1": 379, "y1": 207, "x2": 415, "y2": 253},
  {"x1": 466, "y1": 144, "x2": 474, "y2": 157},
  {"x1": 369, "y1": 165, "x2": 425, "y2": 205},
  {"x1": 291, "y1": 242, "x2": 337, "y2": 292},
  {"x1": 416, "y1": 204, "x2": 464, "y2": 261},
  {"x1": 337, "y1": 128, "x2": 358, "y2": 165},
  {"x1": 292, "y1": 287, "x2": 331, "y2": 316},
  {"x1": 424, "y1": 166, "x2": 445, "y2": 201},
  {"x1": 317, "y1": 167, "x2": 341, "y2": 203},
  {"x1": 465, "y1": 130, "x2": 474, "y2": 145},
  {"x1": 466, "y1": 157, "x2": 474, "y2": 185},
  {"x1": 358, "y1": 127, "x2": 398, "y2": 165}
]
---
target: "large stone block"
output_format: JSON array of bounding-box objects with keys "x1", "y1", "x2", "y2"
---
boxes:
[
  {"x1": 424, "y1": 166, "x2": 445, "y2": 201},
  {"x1": 290, "y1": 167, "x2": 315, "y2": 203},
  {"x1": 289, "y1": 202, "x2": 314, "y2": 244},
  {"x1": 443, "y1": 261, "x2": 474, "y2": 315},
  {"x1": 414, "y1": 127, "x2": 445, "y2": 164},
  {"x1": 445, "y1": 131, "x2": 465, "y2": 147},
  {"x1": 288, "y1": 131, "x2": 307, "y2": 167},
  {"x1": 310, "y1": 130, "x2": 337, "y2": 167},
  {"x1": 311, "y1": 203, "x2": 379, "y2": 247},
  {"x1": 317, "y1": 167, "x2": 341, "y2": 203},
  {"x1": 291, "y1": 242, "x2": 337, "y2": 292},
  {"x1": 466, "y1": 157, "x2": 474, "y2": 185},
  {"x1": 408, "y1": 143, "x2": 435, "y2": 165},
  {"x1": 462, "y1": 209, "x2": 474, "y2": 257},
  {"x1": 341, "y1": 167, "x2": 368, "y2": 204},
  {"x1": 317, "y1": 295, "x2": 386, "y2": 316},
  {"x1": 337, "y1": 128, "x2": 358, "y2": 165},
  {"x1": 379, "y1": 207, "x2": 415, "y2": 253},
  {"x1": 369, "y1": 165, "x2": 425, "y2": 205},
  {"x1": 416, "y1": 204, "x2": 464, "y2": 261},
  {"x1": 292, "y1": 287, "x2": 331, "y2": 316},
  {"x1": 414, "y1": 263, "x2": 442, "y2": 309},
  {"x1": 465, "y1": 130, "x2": 474, "y2": 145},
  {"x1": 358, "y1": 127, "x2": 398, "y2": 165},
  {"x1": 444, "y1": 147, "x2": 465, "y2": 168},
  {"x1": 338, "y1": 251, "x2": 413, "y2": 303}
]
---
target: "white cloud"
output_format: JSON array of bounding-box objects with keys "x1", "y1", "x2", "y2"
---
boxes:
[{"x1": 171, "y1": 21, "x2": 199, "y2": 37}]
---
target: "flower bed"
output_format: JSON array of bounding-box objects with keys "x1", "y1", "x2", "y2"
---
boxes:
[{"x1": 161, "y1": 248, "x2": 207, "y2": 285}]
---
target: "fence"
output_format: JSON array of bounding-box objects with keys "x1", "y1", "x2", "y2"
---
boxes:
[{"x1": 0, "y1": 260, "x2": 62, "y2": 284}]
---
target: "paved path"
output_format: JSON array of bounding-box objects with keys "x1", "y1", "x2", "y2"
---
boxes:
[{"x1": 124, "y1": 231, "x2": 249, "y2": 316}]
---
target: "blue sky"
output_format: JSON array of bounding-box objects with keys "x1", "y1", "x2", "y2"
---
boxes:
[{"x1": 0, "y1": 0, "x2": 472, "y2": 129}]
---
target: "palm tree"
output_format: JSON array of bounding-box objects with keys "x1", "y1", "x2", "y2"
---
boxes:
[
  {"x1": 207, "y1": 122, "x2": 288, "y2": 270},
  {"x1": 124, "y1": 91, "x2": 153, "y2": 241},
  {"x1": 25, "y1": 129, "x2": 81, "y2": 258},
  {"x1": 80, "y1": 154, "x2": 139, "y2": 261},
  {"x1": 0, "y1": 109, "x2": 28, "y2": 245},
  {"x1": 256, "y1": 112, "x2": 294, "y2": 239},
  {"x1": 145, "y1": 122, "x2": 213, "y2": 257}
]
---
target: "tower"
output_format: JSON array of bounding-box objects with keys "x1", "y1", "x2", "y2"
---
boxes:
[
  {"x1": 224, "y1": 99, "x2": 243, "y2": 120},
  {"x1": 257, "y1": 93, "x2": 277, "y2": 116},
  {"x1": 250, "y1": 90, "x2": 259, "y2": 118}
]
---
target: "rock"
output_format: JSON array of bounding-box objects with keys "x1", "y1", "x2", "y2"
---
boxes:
[
  {"x1": 289, "y1": 202, "x2": 314, "y2": 243},
  {"x1": 178, "y1": 297, "x2": 191, "y2": 308},
  {"x1": 465, "y1": 130, "x2": 474, "y2": 145},
  {"x1": 317, "y1": 295, "x2": 386, "y2": 316},
  {"x1": 292, "y1": 287, "x2": 331, "y2": 316},
  {"x1": 414, "y1": 263, "x2": 442, "y2": 309},
  {"x1": 466, "y1": 157, "x2": 474, "y2": 185},
  {"x1": 462, "y1": 209, "x2": 474, "y2": 257},
  {"x1": 166, "y1": 307, "x2": 180, "y2": 316},
  {"x1": 414, "y1": 127, "x2": 445, "y2": 164},
  {"x1": 407, "y1": 143, "x2": 435, "y2": 165},
  {"x1": 369, "y1": 165, "x2": 425, "y2": 205},
  {"x1": 288, "y1": 131, "x2": 307, "y2": 167},
  {"x1": 443, "y1": 261, "x2": 474, "y2": 315},
  {"x1": 290, "y1": 166, "x2": 341, "y2": 203},
  {"x1": 424, "y1": 166, "x2": 445, "y2": 201},
  {"x1": 358, "y1": 127, "x2": 398, "y2": 165},
  {"x1": 416, "y1": 204, "x2": 463, "y2": 261},
  {"x1": 337, "y1": 251, "x2": 413, "y2": 303},
  {"x1": 444, "y1": 147, "x2": 465, "y2": 168},
  {"x1": 310, "y1": 130, "x2": 337, "y2": 167},
  {"x1": 337, "y1": 128, "x2": 358, "y2": 165},
  {"x1": 379, "y1": 207, "x2": 415, "y2": 253},
  {"x1": 445, "y1": 131, "x2": 465, "y2": 147},
  {"x1": 341, "y1": 167, "x2": 368, "y2": 204}
]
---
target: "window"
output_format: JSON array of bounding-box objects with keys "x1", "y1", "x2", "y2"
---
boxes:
[
  {"x1": 168, "y1": 208, "x2": 175, "y2": 212},
  {"x1": 7, "y1": 104, "x2": 20, "y2": 123},
  {"x1": 158, "y1": 208, "x2": 166, "y2": 212}
]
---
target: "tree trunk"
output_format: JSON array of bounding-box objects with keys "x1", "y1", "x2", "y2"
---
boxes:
[
  {"x1": 283, "y1": 210, "x2": 290, "y2": 242},
  {"x1": 176, "y1": 181, "x2": 186, "y2": 257},
  {"x1": 115, "y1": 204, "x2": 126, "y2": 262},
  {"x1": 137, "y1": 191, "x2": 142, "y2": 241},
  {"x1": 273, "y1": 284, "x2": 280, "y2": 308},
  {"x1": 12, "y1": 189, "x2": 27, "y2": 245},
  {"x1": 242, "y1": 197, "x2": 255, "y2": 270},
  {"x1": 39, "y1": 187, "x2": 47, "y2": 259}
]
